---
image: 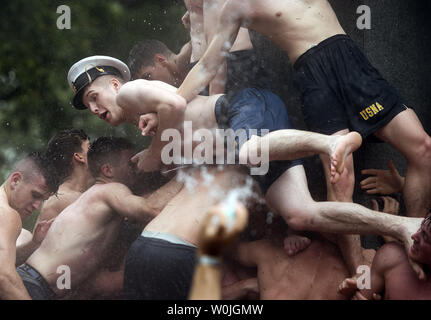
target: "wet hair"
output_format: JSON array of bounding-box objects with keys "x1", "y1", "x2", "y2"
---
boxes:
[
  {"x1": 87, "y1": 136, "x2": 135, "y2": 178},
  {"x1": 45, "y1": 129, "x2": 89, "y2": 184},
  {"x1": 13, "y1": 152, "x2": 60, "y2": 194},
  {"x1": 128, "y1": 39, "x2": 173, "y2": 79}
]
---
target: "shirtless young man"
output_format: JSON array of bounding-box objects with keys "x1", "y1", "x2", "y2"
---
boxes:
[
  {"x1": 16, "y1": 130, "x2": 94, "y2": 266},
  {"x1": 66, "y1": 55, "x2": 424, "y2": 278},
  {"x1": 178, "y1": 0, "x2": 431, "y2": 221},
  {"x1": 123, "y1": 165, "x2": 252, "y2": 300},
  {"x1": 128, "y1": 39, "x2": 192, "y2": 86},
  {"x1": 339, "y1": 215, "x2": 431, "y2": 300},
  {"x1": 235, "y1": 233, "x2": 350, "y2": 300},
  {"x1": 39, "y1": 129, "x2": 93, "y2": 221},
  {"x1": 0, "y1": 153, "x2": 59, "y2": 299},
  {"x1": 17, "y1": 137, "x2": 182, "y2": 299}
]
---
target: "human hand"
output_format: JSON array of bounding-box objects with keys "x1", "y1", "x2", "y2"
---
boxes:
[
  {"x1": 351, "y1": 291, "x2": 382, "y2": 300},
  {"x1": 139, "y1": 113, "x2": 158, "y2": 136},
  {"x1": 371, "y1": 196, "x2": 400, "y2": 216},
  {"x1": 131, "y1": 149, "x2": 162, "y2": 173},
  {"x1": 198, "y1": 201, "x2": 248, "y2": 257},
  {"x1": 360, "y1": 160, "x2": 404, "y2": 195},
  {"x1": 338, "y1": 277, "x2": 358, "y2": 298},
  {"x1": 182, "y1": 11, "x2": 191, "y2": 31},
  {"x1": 32, "y1": 218, "x2": 54, "y2": 244}
]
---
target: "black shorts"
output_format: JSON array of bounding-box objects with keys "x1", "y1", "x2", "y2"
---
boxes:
[
  {"x1": 17, "y1": 263, "x2": 56, "y2": 300},
  {"x1": 215, "y1": 88, "x2": 303, "y2": 195},
  {"x1": 293, "y1": 34, "x2": 407, "y2": 137},
  {"x1": 123, "y1": 234, "x2": 197, "y2": 300}
]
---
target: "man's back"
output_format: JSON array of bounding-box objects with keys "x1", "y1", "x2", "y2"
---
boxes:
[
  {"x1": 36, "y1": 185, "x2": 82, "y2": 222},
  {"x1": 26, "y1": 183, "x2": 124, "y2": 296}
]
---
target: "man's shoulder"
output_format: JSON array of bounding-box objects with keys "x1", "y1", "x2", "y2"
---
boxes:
[
  {"x1": 374, "y1": 242, "x2": 407, "y2": 271},
  {"x1": 0, "y1": 204, "x2": 22, "y2": 238},
  {"x1": 44, "y1": 190, "x2": 81, "y2": 210},
  {"x1": 88, "y1": 182, "x2": 131, "y2": 199}
]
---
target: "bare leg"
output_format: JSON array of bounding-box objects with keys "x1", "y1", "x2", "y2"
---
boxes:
[
  {"x1": 264, "y1": 165, "x2": 424, "y2": 278},
  {"x1": 375, "y1": 109, "x2": 431, "y2": 218},
  {"x1": 239, "y1": 129, "x2": 362, "y2": 183}
]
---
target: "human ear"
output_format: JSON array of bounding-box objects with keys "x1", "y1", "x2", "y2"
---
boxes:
[
  {"x1": 100, "y1": 164, "x2": 114, "y2": 178},
  {"x1": 73, "y1": 152, "x2": 86, "y2": 164},
  {"x1": 10, "y1": 172, "x2": 23, "y2": 190},
  {"x1": 155, "y1": 54, "x2": 168, "y2": 66}
]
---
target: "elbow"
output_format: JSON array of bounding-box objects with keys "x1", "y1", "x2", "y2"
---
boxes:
[{"x1": 158, "y1": 98, "x2": 186, "y2": 116}]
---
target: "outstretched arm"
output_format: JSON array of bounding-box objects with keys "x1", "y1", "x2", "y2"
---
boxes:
[
  {"x1": 106, "y1": 179, "x2": 183, "y2": 222},
  {"x1": 177, "y1": 1, "x2": 243, "y2": 102}
]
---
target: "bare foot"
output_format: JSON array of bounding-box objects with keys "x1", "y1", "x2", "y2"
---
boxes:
[
  {"x1": 330, "y1": 132, "x2": 362, "y2": 184},
  {"x1": 283, "y1": 235, "x2": 311, "y2": 256}
]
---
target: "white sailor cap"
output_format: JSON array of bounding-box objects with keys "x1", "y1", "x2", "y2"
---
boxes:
[{"x1": 67, "y1": 55, "x2": 131, "y2": 110}]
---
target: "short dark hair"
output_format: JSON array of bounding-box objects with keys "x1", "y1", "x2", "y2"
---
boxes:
[
  {"x1": 87, "y1": 136, "x2": 135, "y2": 178},
  {"x1": 128, "y1": 39, "x2": 173, "y2": 79},
  {"x1": 13, "y1": 152, "x2": 60, "y2": 194},
  {"x1": 45, "y1": 129, "x2": 89, "y2": 184}
]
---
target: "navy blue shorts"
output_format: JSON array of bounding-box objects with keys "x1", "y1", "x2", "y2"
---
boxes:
[
  {"x1": 294, "y1": 34, "x2": 407, "y2": 138},
  {"x1": 215, "y1": 88, "x2": 303, "y2": 195}
]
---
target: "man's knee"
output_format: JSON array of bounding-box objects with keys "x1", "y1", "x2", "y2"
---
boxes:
[{"x1": 412, "y1": 134, "x2": 431, "y2": 164}]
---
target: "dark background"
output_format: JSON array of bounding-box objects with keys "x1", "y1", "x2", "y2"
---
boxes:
[{"x1": 1, "y1": 1, "x2": 430, "y2": 236}]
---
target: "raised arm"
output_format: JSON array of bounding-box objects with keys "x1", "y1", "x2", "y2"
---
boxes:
[
  {"x1": 177, "y1": 1, "x2": 243, "y2": 102},
  {"x1": 0, "y1": 209, "x2": 31, "y2": 299},
  {"x1": 189, "y1": 201, "x2": 248, "y2": 300}
]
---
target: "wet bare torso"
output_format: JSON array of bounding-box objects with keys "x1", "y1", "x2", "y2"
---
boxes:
[
  {"x1": 256, "y1": 237, "x2": 349, "y2": 299},
  {"x1": 237, "y1": 0, "x2": 345, "y2": 64},
  {"x1": 382, "y1": 244, "x2": 431, "y2": 300},
  {"x1": 26, "y1": 184, "x2": 124, "y2": 297},
  {"x1": 145, "y1": 166, "x2": 248, "y2": 246}
]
